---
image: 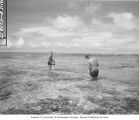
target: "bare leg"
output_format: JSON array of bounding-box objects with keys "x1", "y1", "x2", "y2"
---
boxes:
[{"x1": 51, "y1": 65, "x2": 54, "y2": 69}]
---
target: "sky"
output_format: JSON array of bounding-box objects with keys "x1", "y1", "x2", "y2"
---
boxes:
[{"x1": 1, "y1": 0, "x2": 139, "y2": 54}]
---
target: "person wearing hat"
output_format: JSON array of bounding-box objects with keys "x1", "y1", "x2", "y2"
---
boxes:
[{"x1": 85, "y1": 55, "x2": 99, "y2": 80}]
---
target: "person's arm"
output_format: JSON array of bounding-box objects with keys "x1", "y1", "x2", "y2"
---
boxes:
[
  {"x1": 96, "y1": 60, "x2": 99, "y2": 67},
  {"x1": 94, "y1": 58, "x2": 99, "y2": 67},
  {"x1": 88, "y1": 63, "x2": 91, "y2": 69},
  {"x1": 52, "y1": 56, "x2": 55, "y2": 62},
  {"x1": 48, "y1": 54, "x2": 52, "y2": 64},
  {"x1": 88, "y1": 62, "x2": 92, "y2": 73},
  {"x1": 52, "y1": 59, "x2": 55, "y2": 65},
  {"x1": 49, "y1": 56, "x2": 55, "y2": 65}
]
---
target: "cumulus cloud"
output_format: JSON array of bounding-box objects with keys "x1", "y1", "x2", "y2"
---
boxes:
[
  {"x1": 17, "y1": 15, "x2": 84, "y2": 39},
  {"x1": 9, "y1": 12, "x2": 139, "y2": 53},
  {"x1": 84, "y1": 3, "x2": 101, "y2": 15},
  {"x1": 108, "y1": 12, "x2": 139, "y2": 30},
  {"x1": 15, "y1": 38, "x2": 25, "y2": 48},
  {"x1": 14, "y1": 15, "x2": 136, "y2": 51},
  {"x1": 72, "y1": 43, "x2": 81, "y2": 47},
  {"x1": 7, "y1": 38, "x2": 25, "y2": 48},
  {"x1": 49, "y1": 15, "x2": 84, "y2": 29},
  {"x1": 7, "y1": 39, "x2": 13, "y2": 48},
  {"x1": 28, "y1": 41, "x2": 37, "y2": 48},
  {"x1": 70, "y1": 29, "x2": 137, "y2": 50},
  {"x1": 18, "y1": 26, "x2": 74, "y2": 38},
  {"x1": 58, "y1": 42, "x2": 71, "y2": 48},
  {"x1": 68, "y1": 2, "x2": 79, "y2": 9},
  {"x1": 91, "y1": 18, "x2": 112, "y2": 30},
  {"x1": 42, "y1": 42, "x2": 51, "y2": 48}
]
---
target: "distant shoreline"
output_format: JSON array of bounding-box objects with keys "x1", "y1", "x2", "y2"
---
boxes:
[{"x1": 0, "y1": 52, "x2": 139, "y2": 56}]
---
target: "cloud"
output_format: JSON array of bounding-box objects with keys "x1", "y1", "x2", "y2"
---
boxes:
[
  {"x1": 18, "y1": 26, "x2": 74, "y2": 38},
  {"x1": 28, "y1": 41, "x2": 37, "y2": 48},
  {"x1": 58, "y1": 42, "x2": 71, "y2": 48},
  {"x1": 73, "y1": 43, "x2": 81, "y2": 47},
  {"x1": 70, "y1": 30, "x2": 137, "y2": 50},
  {"x1": 7, "y1": 38, "x2": 25, "y2": 48},
  {"x1": 42, "y1": 42, "x2": 51, "y2": 48},
  {"x1": 68, "y1": 1, "x2": 101, "y2": 15},
  {"x1": 14, "y1": 15, "x2": 136, "y2": 51},
  {"x1": 8, "y1": 12, "x2": 139, "y2": 53},
  {"x1": 7, "y1": 39, "x2": 13, "y2": 48},
  {"x1": 68, "y1": 2, "x2": 79, "y2": 9},
  {"x1": 17, "y1": 15, "x2": 84, "y2": 38},
  {"x1": 15, "y1": 38, "x2": 24, "y2": 48},
  {"x1": 108, "y1": 12, "x2": 139, "y2": 30},
  {"x1": 98, "y1": 32, "x2": 113, "y2": 39},
  {"x1": 84, "y1": 3, "x2": 101, "y2": 15},
  {"x1": 91, "y1": 18, "x2": 112, "y2": 30},
  {"x1": 49, "y1": 15, "x2": 84, "y2": 30}
]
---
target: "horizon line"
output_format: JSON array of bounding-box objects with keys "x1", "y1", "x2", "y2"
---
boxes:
[{"x1": 0, "y1": 51, "x2": 139, "y2": 55}]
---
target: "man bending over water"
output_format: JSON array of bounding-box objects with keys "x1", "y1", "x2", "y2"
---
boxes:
[{"x1": 85, "y1": 55, "x2": 99, "y2": 80}]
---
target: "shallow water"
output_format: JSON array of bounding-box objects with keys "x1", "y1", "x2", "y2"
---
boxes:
[
  {"x1": 1, "y1": 53, "x2": 139, "y2": 81},
  {"x1": 0, "y1": 52, "x2": 139, "y2": 114}
]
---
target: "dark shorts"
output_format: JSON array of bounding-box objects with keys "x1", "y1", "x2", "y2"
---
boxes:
[
  {"x1": 48, "y1": 61, "x2": 51, "y2": 65},
  {"x1": 90, "y1": 69, "x2": 99, "y2": 78},
  {"x1": 48, "y1": 61, "x2": 55, "y2": 65}
]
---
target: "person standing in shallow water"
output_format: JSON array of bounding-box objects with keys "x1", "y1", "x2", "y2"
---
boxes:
[
  {"x1": 85, "y1": 55, "x2": 99, "y2": 80},
  {"x1": 48, "y1": 52, "x2": 55, "y2": 70}
]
